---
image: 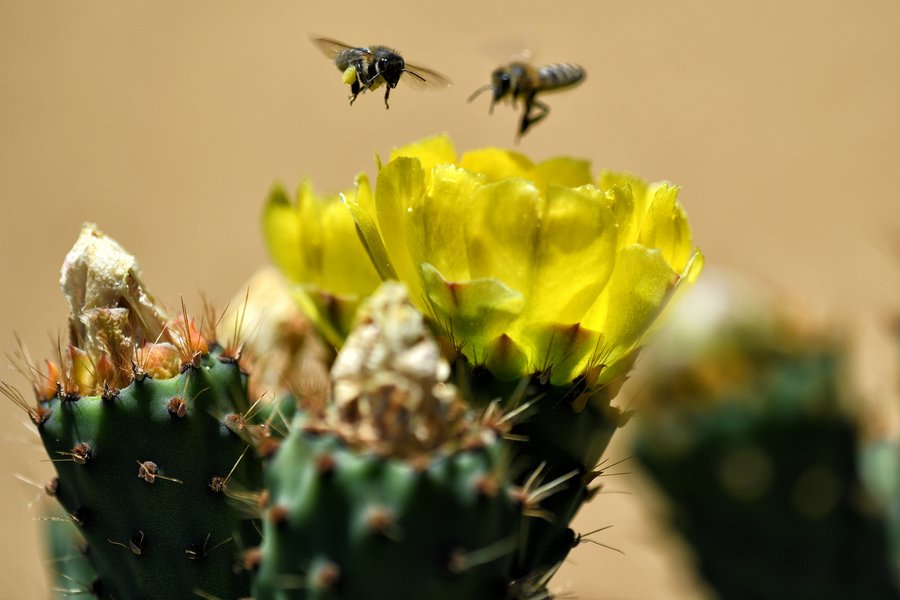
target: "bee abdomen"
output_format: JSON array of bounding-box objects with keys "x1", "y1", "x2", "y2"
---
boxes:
[{"x1": 537, "y1": 63, "x2": 585, "y2": 91}]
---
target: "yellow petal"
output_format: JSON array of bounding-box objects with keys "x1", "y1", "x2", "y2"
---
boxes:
[
  {"x1": 389, "y1": 133, "x2": 457, "y2": 177},
  {"x1": 599, "y1": 171, "x2": 652, "y2": 229},
  {"x1": 319, "y1": 199, "x2": 382, "y2": 295},
  {"x1": 374, "y1": 157, "x2": 427, "y2": 301},
  {"x1": 261, "y1": 182, "x2": 305, "y2": 282},
  {"x1": 293, "y1": 285, "x2": 361, "y2": 348},
  {"x1": 584, "y1": 244, "x2": 679, "y2": 380},
  {"x1": 599, "y1": 184, "x2": 637, "y2": 245},
  {"x1": 295, "y1": 180, "x2": 325, "y2": 286},
  {"x1": 484, "y1": 333, "x2": 529, "y2": 381},
  {"x1": 420, "y1": 263, "x2": 524, "y2": 352},
  {"x1": 344, "y1": 173, "x2": 397, "y2": 280},
  {"x1": 458, "y1": 148, "x2": 534, "y2": 182},
  {"x1": 530, "y1": 157, "x2": 593, "y2": 190},
  {"x1": 682, "y1": 248, "x2": 704, "y2": 283},
  {"x1": 521, "y1": 322, "x2": 603, "y2": 385},
  {"x1": 464, "y1": 178, "x2": 542, "y2": 296},
  {"x1": 522, "y1": 185, "x2": 619, "y2": 326},
  {"x1": 638, "y1": 183, "x2": 693, "y2": 274},
  {"x1": 406, "y1": 165, "x2": 483, "y2": 282}
]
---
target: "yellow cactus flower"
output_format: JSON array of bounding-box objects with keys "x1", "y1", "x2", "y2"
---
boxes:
[
  {"x1": 262, "y1": 180, "x2": 382, "y2": 346},
  {"x1": 346, "y1": 134, "x2": 704, "y2": 385}
]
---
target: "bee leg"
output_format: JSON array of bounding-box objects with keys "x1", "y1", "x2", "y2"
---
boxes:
[
  {"x1": 349, "y1": 79, "x2": 362, "y2": 106},
  {"x1": 520, "y1": 96, "x2": 550, "y2": 137}
]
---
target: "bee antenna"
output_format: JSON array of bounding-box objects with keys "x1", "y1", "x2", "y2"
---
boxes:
[{"x1": 466, "y1": 84, "x2": 494, "y2": 104}]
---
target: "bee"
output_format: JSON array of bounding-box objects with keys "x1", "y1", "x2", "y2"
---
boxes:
[
  {"x1": 468, "y1": 61, "x2": 585, "y2": 139},
  {"x1": 312, "y1": 37, "x2": 452, "y2": 109}
]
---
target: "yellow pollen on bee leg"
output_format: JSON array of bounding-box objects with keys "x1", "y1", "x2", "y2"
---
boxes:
[{"x1": 342, "y1": 66, "x2": 357, "y2": 85}]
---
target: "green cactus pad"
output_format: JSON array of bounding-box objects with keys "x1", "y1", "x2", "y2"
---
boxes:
[
  {"x1": 458, "y1": 360, "x2": 627, "y2": 580},
  {"x1": 38, "y1": 345, "x2": 261, "y2": 599},
  {"x1": 253, "y1": 421, "x2": 522, "y2": 600}
]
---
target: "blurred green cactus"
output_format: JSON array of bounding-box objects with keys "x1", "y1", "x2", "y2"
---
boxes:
[{"x1": 633, "y1": 275, "x2": 899, "y2": 599}]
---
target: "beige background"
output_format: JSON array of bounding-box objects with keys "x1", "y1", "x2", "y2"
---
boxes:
[{"x1": 2, "y1": 1, "x2": 899, "y2": 597}]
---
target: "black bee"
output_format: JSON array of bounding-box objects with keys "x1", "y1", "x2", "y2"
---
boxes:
[
  {"x1": 468, "y1": 61, "x2": 585, "y2": 139},
  {"x1": 312, "y1": 37, "x2": 452, "y2": 109}
]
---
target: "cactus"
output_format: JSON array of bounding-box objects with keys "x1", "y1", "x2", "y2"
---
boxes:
[
  {"x1": 262, "y1": 134, "x2": 704, "y2": 584},
  {"x1": 633, "y1": 277, "x2": 898, "y2": 599},
  {"x1": 10, "y1": 224, "x2": 263, "y2": 599},
  {"x1": 10, "y1": 133, "x2": 706, "y2": 599},
  {"x1": 252, "y1": 284, "x2": 532, "y2": 599}
]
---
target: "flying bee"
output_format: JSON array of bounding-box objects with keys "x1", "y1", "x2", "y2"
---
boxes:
[
  {"x1": 468, "y1": 61, "x2": 585, "y2": 139},
  {"x1": 312, "y1": 37, "x2": 452, "y2": 109}
]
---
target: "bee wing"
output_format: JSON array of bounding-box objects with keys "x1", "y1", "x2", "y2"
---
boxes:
[
  {"x1": 401, "y1": 63, "x2": 453, "y2": 90},
  {"x1": 311, "y1": 37, "x2": 371, "y2": 61}
]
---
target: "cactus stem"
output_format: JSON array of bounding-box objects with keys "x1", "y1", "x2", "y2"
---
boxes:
[
  {"x1": 475, "y1": 474, "x2": 500, "y2": 498},
  {"x1": 209, "y1": 445, "x2": 249, "y2": 493},
  {"x1": 208, "y1": 476, "x2": 227, "y2": 493},
  {"x1": 224, "y1": 392, "x2": 267, "y2": 436},
  {"x1": 54, "y1": 443, "x2": 93, "y2": 465},
  {"x1": 50, "y1": 569, "x2": 94, "y2": 596},
  {"x1": 52, "y1": 338, "x2": 81, "y2": 402},
  {"x1": 107, "y1": 530, "x2": 146, "y2": 556},
  {"x1": 267, "y1": 505, "x2": 288, "y2": 527},
  {"x1": 70, "y1": 507, "x2": 88, "y2": 527},
  {"x1": 136, "y1": 460, "x2": 183, "y2": 485},
  {"x1": 515, "y1": 464, "x2": 578, "y2": 521},
  {"x1": 447, "y1": 535, "x2": 517, "y2": 574},
  {"x1": 242, "y1": 547, "x2": 262, "y2": 571},
  {"x1": 572, "y1": 525, "x2": 623, "y2": 554},
  {"x1": 6, "y1": 333, "x2": 57, "y2": 401},
  {"x1": 0, "y1": 379, "x2": 52, "y2": 426},
  {"x1": 100, "y1": 381, "x2": 119, "y2": 403},
  {"x1": 314, "y1": 452, "x2": 336, "y2": 474},
  {"x1": 311, "y1": 560, "x2": 341, "y2": 590},
  {"x1": 172, "y1": 298, "x2": 208, "y2": 371},
  {"x1": 364, "y1": 505, "x2": 398, "y2": 538},
  {"x1": 56, "y1": 381, "x2": 81, "y2": 405},
  {"x1": 185, "y1": 533, "x2": 234, "y2": 561},
  {"x1": 583, "y1": 455, "x2": 633, "y2": 487},
  {"x1": 218, "y1": 288, "x2": 252, "y2": 365},
  {"x1": 167, "y1": 396, "x2": 187, "y2": 417},
  {"x1": 223, "y1": 413, "x2": 246, "y2": 435},
  {"x1": 131, "y1": 360, "x2": 149, "y2": 383}
]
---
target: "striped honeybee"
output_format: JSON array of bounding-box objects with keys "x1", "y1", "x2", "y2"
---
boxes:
[
  {"x1": 312, "y1": 37, "x2": 452, "y2": 109},
  {"x1": 468, "y1": 61, "x2": 585, "y2": 139}
]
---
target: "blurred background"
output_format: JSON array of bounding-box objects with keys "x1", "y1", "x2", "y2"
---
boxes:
[{"x1": 1, "y1": 1, "x2": 899, "y2": 597}]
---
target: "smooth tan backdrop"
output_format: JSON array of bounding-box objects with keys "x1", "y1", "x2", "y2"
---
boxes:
[{"x1": 2, "y1": 1, "x2": 899, "y2": 598}]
